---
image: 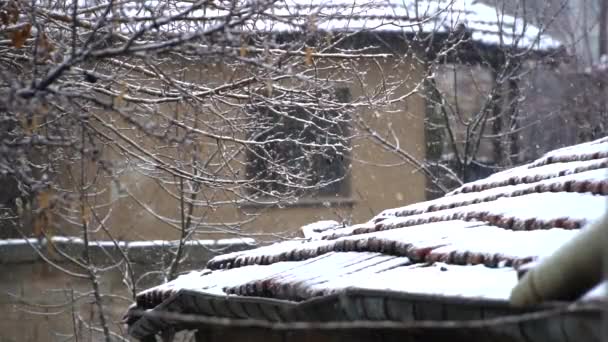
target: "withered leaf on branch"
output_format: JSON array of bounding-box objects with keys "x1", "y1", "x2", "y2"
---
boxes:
[
  {"x1": 21, "y1": 114, "x2": 39, "y2": 135},
  {"x1": 37, "y1": 31, "x2": 55, "y2": 60},
  {"x1": 34, "y1": 190, "x2": 54, "y2": 239},
  {"x1": 114, "y1": 82, "x2": 128, "y2": 106},
  {"x1": 11, "y1": 23, "x2": 31, "y2": 48},
  {"x1": 81, "y1": 206, "x2": 91, "y2": 226},
  {"x1": 37, "y1": 190, "x2": 52, "y2": 210},
  {"x1": 33, "y1": 214, "x2": 47, "y2": 238},
  {"x1": 305, "y1": 47, "x2": 314, "y2": 66}
]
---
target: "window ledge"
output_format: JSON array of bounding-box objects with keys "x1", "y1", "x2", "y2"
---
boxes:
[{"x1": 240, "y1": 196, "x2": 357, "y2": 209}]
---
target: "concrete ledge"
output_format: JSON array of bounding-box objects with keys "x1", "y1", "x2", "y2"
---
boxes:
[{"x1": 0, "y1": 236, "x2": 256, "y2": 265}]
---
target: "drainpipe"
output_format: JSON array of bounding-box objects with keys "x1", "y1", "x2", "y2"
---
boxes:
[{"x1": 510, "y1": 212, "x2": 607, "y2": 306}]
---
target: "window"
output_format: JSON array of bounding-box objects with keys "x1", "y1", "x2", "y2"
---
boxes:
[
  {"x1": 245, "y1": 88, "x2": 351, "y2": 200},
  {"x1": 425, "y1": 64, "x2": 500, "y2": 199}
]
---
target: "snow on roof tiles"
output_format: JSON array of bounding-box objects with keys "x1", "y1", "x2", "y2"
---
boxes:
[
  {"x1": 127, "y1": 136, "x2": 607, "y2": 337},
  {"x1": 117, "y1": 0, "x2": 562, "y2": 51}
]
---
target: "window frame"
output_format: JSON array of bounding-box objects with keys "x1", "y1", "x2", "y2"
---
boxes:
[{"x1": 243, "y1": 87, "x2": 353, "y2": 205}]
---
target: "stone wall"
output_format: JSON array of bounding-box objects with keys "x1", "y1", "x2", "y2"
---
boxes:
[{"x1": 0, "y1": 237, "x2": 254, "y2": 341}]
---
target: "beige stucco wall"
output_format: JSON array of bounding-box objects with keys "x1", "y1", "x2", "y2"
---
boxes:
[
  {"x1": 0, "y1": 262, "x2": 129, "y2": 342},
  {"x1": 56, "y1": 56, "x2": 427, "y2": 241},
  {"x1": 0, "y1": 239, "x2": 252, "y2": 341}
]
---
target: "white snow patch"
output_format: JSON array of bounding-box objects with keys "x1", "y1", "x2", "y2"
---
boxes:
[
  {"x1": 140, "y1": 262, "x2": 299, "y2": 296},
  {"x1": 0, "y1": 238, "x2": 39, "y2": 246},
  {"x1": 323, "y1": 262, "x2": 517, "y2": 300},
  {"x1": 377, "y1": 167, "x2": 608, "y2": 220},
  {"x1": 582, "y1": 282, "x2": 607, "y2": 300},
  {"x1": 300, "y1": 220, "x2": 341, "y2": 239},
  {"x1": 531, "y1": 139, "x2": 608, "y2": 165},
  {"x1": 372, "y1": 192, "x2": 606, "y2": 233}
]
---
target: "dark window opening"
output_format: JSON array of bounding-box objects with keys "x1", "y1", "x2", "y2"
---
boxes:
[{"x1": 245, "y1": 88, "x2": 351, "y2": 199}]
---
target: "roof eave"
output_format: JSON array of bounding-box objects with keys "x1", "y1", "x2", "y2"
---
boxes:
[{"x1": 128, "y1": 288, "x2": 602, "y2": 341}]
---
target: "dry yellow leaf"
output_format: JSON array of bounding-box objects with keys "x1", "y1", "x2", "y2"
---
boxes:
[
  {"x1": 33, "y1": 212, "x2": 48, "y2": 238},
  {"x1": 115, "y1": 83, "x2": 127, "y2": 106},
  {"x1": 81, "y1": 206, "x2": 91, "y2": 226},
  {"x1": 21, "y1": 117, "x2": 31, "y2": 135},
  {"x1": 33, "y1": 215, "x2": 43, "y2": 237},
  {"x1": 22, "y1": 115, "x2": 39, "y2": 135},
  {"x1": 41, "y1": 32, "x2": 54, "y2": 51},
  {"x1": 37, "y1": 103, "x2": 49, "y2": 115},
  {"x1": 11, "y1": 23, "x2": 31, "y2": 48},
  {"x1": 38, "y1": 31, "x2": 55, "y2": 61},
  {"x1": 37, "y1": 190, "x2": 51, "y2": 209},
  {"x1": 305, "y1": 47, "x2": 314, "y2": 66},
  {"x1": 240, "y1": 45, "x2": 247, "y2": 57}
]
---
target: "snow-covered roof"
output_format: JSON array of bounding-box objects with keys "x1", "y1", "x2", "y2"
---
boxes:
[
  {"x1": 118, "y1": 0, "x2": 562, "y2": 51},
  {"x1": 126, "y1": 137, "x2": 607, "y2": 339}
]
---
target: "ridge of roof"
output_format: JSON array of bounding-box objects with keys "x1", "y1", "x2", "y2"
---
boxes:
[{"x1": 113, "y1": 0, "x2": 562, "y2": 52}]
